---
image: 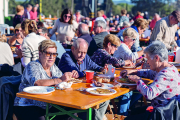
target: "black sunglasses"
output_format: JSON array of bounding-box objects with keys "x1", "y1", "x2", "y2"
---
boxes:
[
  {"x1": 43, "y1": 51, "x2": 58, "y2": 58},
  {"x1": 111, "y1": 43, "x2": 118, "y2": 48},
  {"x1": 64, "y1": 14, "x2": 71, "y2": 19}
]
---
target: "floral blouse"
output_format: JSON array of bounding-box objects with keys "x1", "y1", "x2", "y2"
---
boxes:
[
  {"x1": 14, "y1": 60, "x2": 62, "y2": 109},
  {"x1": 91, "y1": 49, "x2": 125, "y2": 67},
  {"x1": 136, "y1": 65, "x2": 180, "y2": 108}
]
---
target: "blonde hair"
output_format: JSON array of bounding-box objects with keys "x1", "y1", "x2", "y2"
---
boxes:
[
  {"x1": 38, "y1": 40, "x2": 57, "y2": 52},
  {"x1": 123, "y1": 28, "x2": 137, "y2": 40},
  {"x1": 121, "y1": 9, "x2": 127, "y2": 15},
  {"x1": 0, "y1": 33, "x2": 7, "y2": 42},
  {"x1": 132, "y1": 18, "x2": 148, "y2": 29},
  {"x1": 21, "y1": 19, "x2": 37, "y2": 35},
  {"x1": 16, "y1": 5, "x2": 24, "y2": 13},
  {"x1": 14, "y1": 24, "x2": 21, "y2": 33},
  {"x1": 103, "y1": 34, "x2": 120, "y2": 48}
]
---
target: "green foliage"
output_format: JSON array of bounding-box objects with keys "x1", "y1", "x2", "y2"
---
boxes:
[
  {"x1": 8, "y1": 0, "x2": 73, "y2": 17},
  {"x1": 112, "y1": 3, "x2": 134, "y2": 15},
  {"x1": 131, "y1": 0, "x2": 175, "y2": 17}
]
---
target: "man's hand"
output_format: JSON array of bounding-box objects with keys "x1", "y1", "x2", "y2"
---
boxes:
[
  {"x1": 72, "y1": 70, "x2": 79, "y2": 78},
  {"x1": 128, "y1": 75, "x2": 141, "y2": 83},
  {"x1": 60, "y1": 72, "x2": 72, "y2": 82}
]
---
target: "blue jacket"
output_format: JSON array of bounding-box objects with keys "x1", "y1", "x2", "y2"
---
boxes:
[{"x1": 58, "y1": 51, "x2": 102, "y2": 77}]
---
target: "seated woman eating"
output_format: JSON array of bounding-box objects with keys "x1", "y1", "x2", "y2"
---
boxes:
[
  {"x1": 91, "y1": 34, "x2": 133, "y2": 67},
  {"x1": 121, "y1": 41, "x2": 180, "y2": 119},
  {"x1": 14, "y1": 40, "x2": 73, "y2": 120},
  {"x1": 113, "y1": 28, "x2": 145, "y2": 63}
]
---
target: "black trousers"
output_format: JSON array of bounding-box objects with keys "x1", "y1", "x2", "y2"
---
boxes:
[
  {"x1": 125, "y1": 106, "x2": 153, "y2": 120},
  {"x1": 14, "y1": 106, "x2": 76, "y2": 120}
]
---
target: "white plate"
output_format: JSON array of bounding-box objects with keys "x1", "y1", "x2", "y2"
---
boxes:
[
  {"x1": 23, "y1": 86, "x2": 55, "y2": 94},
  {"x1": 86, "y1": 87, "x2": 116, "y2": 96},
  {"x1": 123, "y1": 66, "x2": 135, "y2": 69},
  {"x1": 90, "y1": 83, "x2": 114, "y2": 88},
  {"x1": 169, "y1": 62, "x2": 180, "y2": 66}
]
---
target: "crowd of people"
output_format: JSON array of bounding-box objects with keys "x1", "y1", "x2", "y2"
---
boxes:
[{"x1": 1, "y1": 4, "x2": 180, "y2": 120}]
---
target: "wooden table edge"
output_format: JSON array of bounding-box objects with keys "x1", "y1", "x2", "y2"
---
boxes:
[{"x1": 16, "y1": 88, "x2": 130, "y2": 110}]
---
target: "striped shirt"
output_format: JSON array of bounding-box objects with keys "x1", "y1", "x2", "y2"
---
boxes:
[{"x1": 21, "y1": 33, "x2": 46, "y2": 67}]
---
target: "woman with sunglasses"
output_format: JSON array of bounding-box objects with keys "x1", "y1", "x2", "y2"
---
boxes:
[
  {"x1": 8, "y1": 24, "x2": 24, "y2": 47},
  {"x1": 14, "y1": 40, "x2": 73, "y2": 120},
  {"x1": 49, "y1": 8, "x2": 78, "y2": 43},
  {"x1": 114, "y1": 28, "x2": 145, "y2": 63},
  {"x1": 91, "y1": 34, "x2": 133, "y2": 68}
]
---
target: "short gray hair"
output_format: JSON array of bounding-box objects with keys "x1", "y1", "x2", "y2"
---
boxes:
[
  {"x1": 27, "y1": 4, "x2": 32, "y2": 8},
  {"x1": 144, "y1": 41, "x2": 168, "y2": 62},
  {"x1": 72, "y1": 38, "x2": 89, "y2": 49},
  {"x1": 95, "y1": 20, "x2": 106, "y2": 29},
  {"x1": 79, "y1": 25, "x2": 89, "y2": 35}
]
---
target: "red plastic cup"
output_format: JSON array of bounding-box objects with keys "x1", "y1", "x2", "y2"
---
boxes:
[
  {"x1": 16, "y1": 44, "x2": 21, "y2": 49},
  {"x1": 168, "y1": 55, "x2": 174, "y2": 62},
  {"x1": 86, "y1": 71, "x2": 94, "y2": 83}
]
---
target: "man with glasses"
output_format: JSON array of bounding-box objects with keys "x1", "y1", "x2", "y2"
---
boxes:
[
  {"x1": 93, "y1": 20, "x2": 108, "y2": 49},
  {"x1": 150, "y1": 10, "x2": 180, "y2": 51},
  {"x1": 58, "y1": 38, "x2": 109, "y2": 120}
]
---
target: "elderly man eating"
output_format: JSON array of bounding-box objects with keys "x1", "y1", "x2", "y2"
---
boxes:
[{"x1": 58, "y1": 38, "x2": 109, "y2": 120}]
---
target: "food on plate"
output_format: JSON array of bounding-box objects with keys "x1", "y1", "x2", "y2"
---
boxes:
[
  {"x1": 96, "y1": 75, "x2": 110, "y2": 83},
  {"x1": 68, "y1": 78, "x2": 82, "y2": 83},
  {"x1": 93, "y1": 81, "x2": 105, "y2": 87},
  {"x1": 90, "y1": 88, "x2": 113, "y2": 94},
  {"x1": 117, "y1": 78, "x2": 136, "y2": 84}
]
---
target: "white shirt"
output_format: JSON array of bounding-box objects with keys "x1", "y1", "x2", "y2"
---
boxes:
[
  {"x1": 113, "y1": 43, "x2": 138, "y2": 63},
  {"x1": 21, "y1": 33, "x2": 46, "y2": 67},
  {"x1": 49, "y1": 19, "x2": 78, "y2": 43},
  {"x1": 0, "y1": 42, "x2": 14, "y2": 66}
]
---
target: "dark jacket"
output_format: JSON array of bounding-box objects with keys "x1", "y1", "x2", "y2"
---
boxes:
[
  {"x1": 58, "y1": 51, "x2": 102, "y2": 78},
  {"x1": 93, "y1": 32, "x2": 108, "y2": 49},
  {"x1": 79, "y1": 34, "x2": 97, "y2": 56},
  {"x1": 0, "y1": 75, "x2": 22, "y2": 120}
]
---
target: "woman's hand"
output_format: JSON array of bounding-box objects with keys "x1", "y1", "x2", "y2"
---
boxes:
[
  {"x1": 120, "y1": 70, "x2": 128, "y2": 78},
  {"x1": 72, "y1": 70, "x2": 79, "y2": 78},
  {"x1": 128, "y1": 75, "x2": 141, "y2": 83},
  {"x1": 60, "y1": 72, "x2": 72, "y2": 82}
]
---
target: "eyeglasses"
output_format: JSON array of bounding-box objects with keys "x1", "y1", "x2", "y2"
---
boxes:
[
  {"x1": 43, "y1": 51, "x2": 58, "y2": 58},
  {"x1": 64, "y1": 14, "x2": 71, "y2": 19},
  {"x1": 111, "y1": 43, "x2": 118, "y2": 48}
]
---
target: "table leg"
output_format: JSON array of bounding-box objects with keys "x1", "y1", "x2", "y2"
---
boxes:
[
  {"x1": 87, "y1": 108, "x2": 92, "y2": 120},
  {"x1": 46, "y1": 103, "x2": 49, "y2": 120}
]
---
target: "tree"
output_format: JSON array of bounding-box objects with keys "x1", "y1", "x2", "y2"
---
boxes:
[{"x1": 131, "y1": 0, "x2": 175, "y2": 17}]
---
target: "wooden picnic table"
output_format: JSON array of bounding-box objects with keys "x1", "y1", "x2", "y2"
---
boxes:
[
  {"x1": 16, "y1": 69, "x2": 153, "y2": 120},
  {"x1": 44, "y1": 18, "x2": 58, "y2": 20}
]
